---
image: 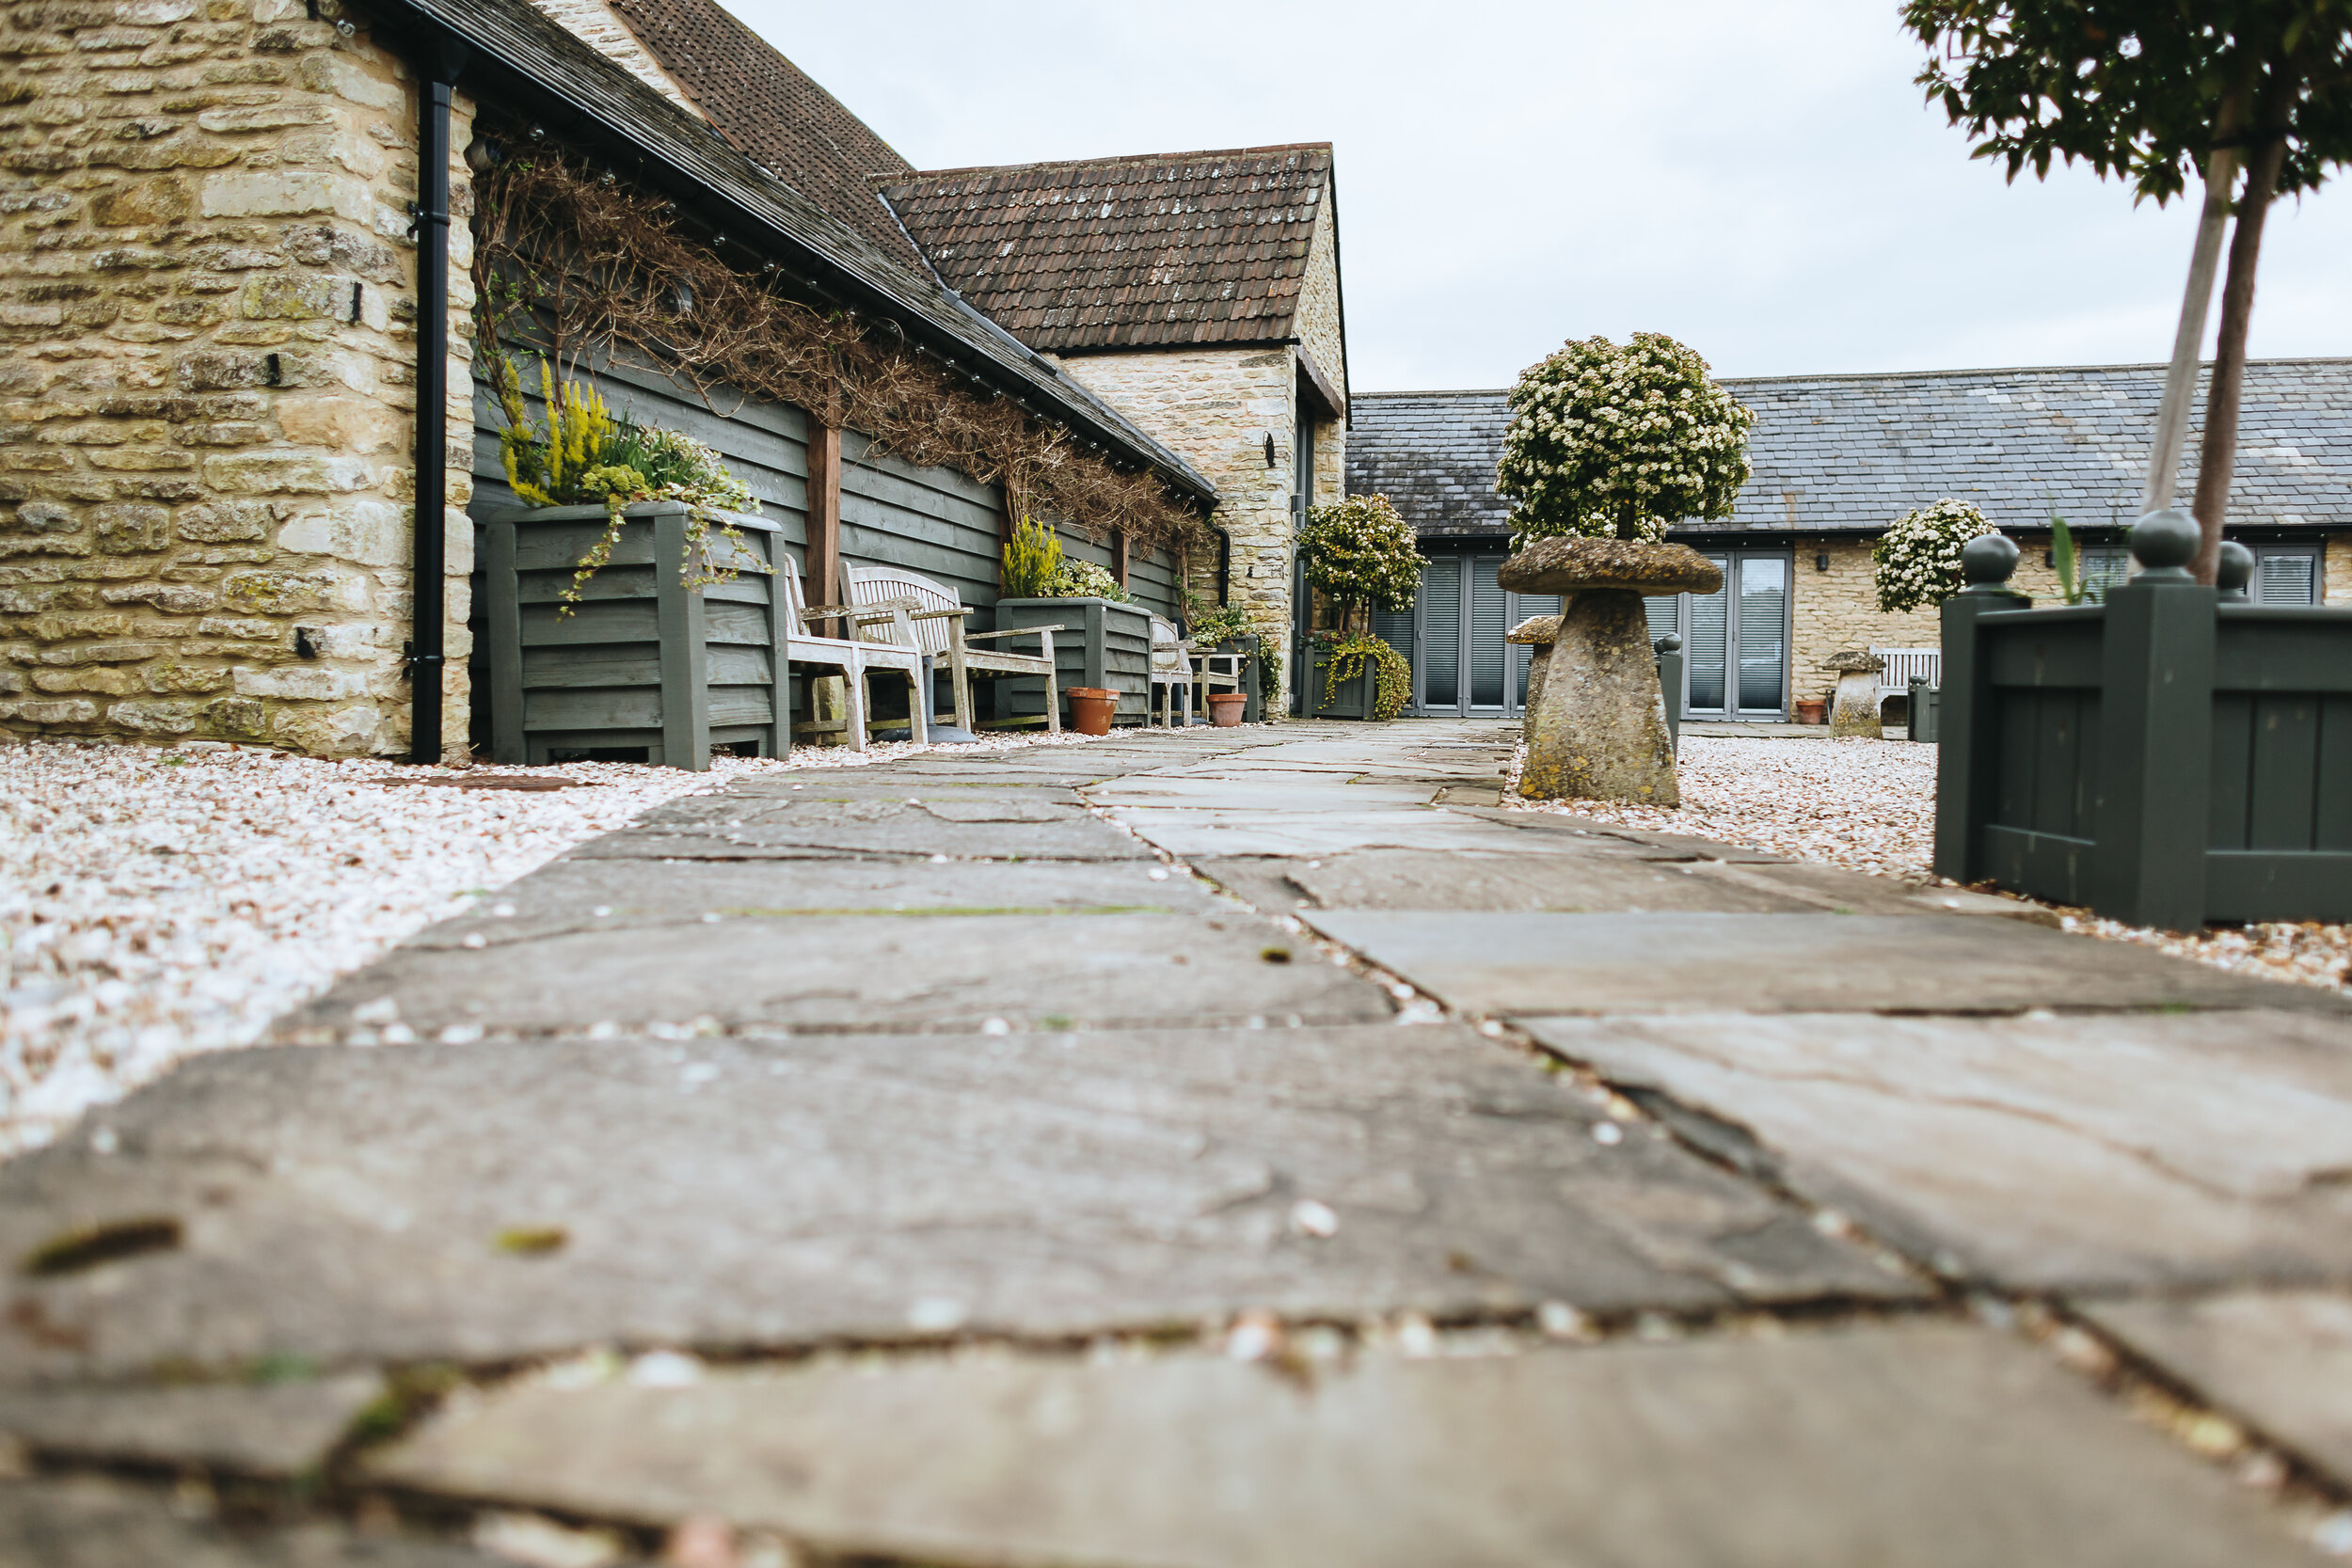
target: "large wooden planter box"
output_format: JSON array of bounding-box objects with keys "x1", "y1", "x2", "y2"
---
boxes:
[
  {"x1": 996, "y1": 596, "x2": 1151, "y2": 725},
  {"x1": 1309, "y1": 649, "x2": 1379, "y2": 721},
  {"x1": 479, "y1": 502, "x2": 783, "y2": 769},
  {"x1": 1937, "y1": 549, "x2": 2352, "y2": 928}
]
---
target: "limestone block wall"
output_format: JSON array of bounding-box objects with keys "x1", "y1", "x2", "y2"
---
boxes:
[
  {"x1": 1784, "y1": 536, "x2": 1939, "y2": 705},
  {"x1": 1059, "y1": 344, "x2": 1303, "y2": 702},
  {"x1": 0, "y1": 0, "x2": 474, "y2": 758},
  {"x1": 2327, "y1": 532, "x2": 2350, "y2": 605}
]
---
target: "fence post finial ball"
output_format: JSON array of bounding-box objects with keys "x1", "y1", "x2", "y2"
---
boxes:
[
  {"x1": 1960, "y1": 531, "x2": 2020, "y2": 589},
  {"x1": 2216, "y1": 540, "x2": 2255, "y2": 599},
  {"x1": 2129, "y1": 508, "x2": 2200, "y2": 579}
]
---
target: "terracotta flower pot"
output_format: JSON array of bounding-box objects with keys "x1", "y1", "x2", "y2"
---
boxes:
[
  {"x1": 1794, "y1": 699, "x2": 1828, "y2": 726},
  {"x1": 1206, "y1": 692, "x2": 1247, "y2": 727},
  {"x1": 1066, "y1": 686, "x2": 1117, "y2": 736}
]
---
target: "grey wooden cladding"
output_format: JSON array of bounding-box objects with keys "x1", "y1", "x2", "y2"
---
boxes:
[
  {"x1": 481, "y1": 502, "x2": 784, "y2": 769},
  {"x1": 1941, "y1": 578, "x2": 2352, "y2": 927}
]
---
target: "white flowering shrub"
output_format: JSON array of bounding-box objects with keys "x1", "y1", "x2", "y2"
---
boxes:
[
  {"x1": 1047, "y1": 558, "x2": 1130, "y2": 602},
  {"x1": 1495, "y1": 333, "x2": 1754, "y2": 545},
  {"x1": 1872, "y1": 499, "x2": 1999, "y2": 613},
  {"x1": 1302, "y1": 496, "x2": 1422, "y2": 633}
]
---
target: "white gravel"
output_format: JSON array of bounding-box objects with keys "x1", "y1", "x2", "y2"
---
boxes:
[
  {"x1": 0, "y1": 729, "x2": 1109, "y2": 1157},
  {"x1": 1506, "y1": 732, "x2": 2351, "y2": 997}
]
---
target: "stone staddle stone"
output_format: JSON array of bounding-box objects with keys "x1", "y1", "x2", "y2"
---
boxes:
[
  {"x1": 1508, "y1": 613, "x2": 1566, "y2": 729},
  {"x1": 1823, "y1": 650, "x2": 1885, "y2": 739},
  {"x1": 1497, "y1": 537, "x2": 1724, "y2": 597},
  {"x1": 1499, "y1": 541, "x2": 1718, "y2": 805}
]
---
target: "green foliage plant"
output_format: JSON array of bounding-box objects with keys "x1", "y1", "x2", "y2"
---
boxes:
[
  {"x1": 1495, "y1": 332, "x2": 1755, "y2": 546},
  {"x1": 1873, "y1": 499, "x2": 2001, "y2": 613},
  {"x1": 490, "y1": 359, "x2": 760, "y2": 614},
  {"x1": 1001, "y1": 516, "x2": 1063, "y2": 598},
  {"x1": 1902, "y1": 1, "x2": 2352, "y2": 578},
  {"x1": 1300, "y1": 496, "x2": 1422, "y2": 638}
]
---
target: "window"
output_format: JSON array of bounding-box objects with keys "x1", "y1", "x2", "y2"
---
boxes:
[{"x1": 2249, "y1": 546, "x2": 2319, "y2": 606}]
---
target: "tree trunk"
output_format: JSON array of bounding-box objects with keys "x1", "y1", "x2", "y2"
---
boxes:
[
  {"x1": 2144, "y1": 88, "x2": 2249, "y2": 515},
  {"x1": 2190, "y1": 120, "x2": 2290, "y2": 583}
]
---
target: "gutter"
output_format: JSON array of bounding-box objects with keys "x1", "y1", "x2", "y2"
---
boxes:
[{"x1": 406, "y1": 32, "x2": 468, "y2": 765}]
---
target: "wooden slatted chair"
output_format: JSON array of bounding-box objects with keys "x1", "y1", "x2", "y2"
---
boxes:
[
  {"x1": 776, "y1": 562, "x2": 926, "y2": 750},
  {"x1": 843, "y1": 562, "x2": 1061, "y2": 735}
]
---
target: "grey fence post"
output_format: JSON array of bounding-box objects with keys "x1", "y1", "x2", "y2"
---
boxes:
[
  {"x1": 1653, "y1": 634, "x2": 1683, "y2": 749},
  {"x1": 1934, "y1": 534, "x2": 2031, "y2": 883},
  {"x1": 654, "y1": 508, "x2": 711, "y2": 771},
  {"x1": 2088, "y1": 508, "x2": 2215, "y2": 930}
]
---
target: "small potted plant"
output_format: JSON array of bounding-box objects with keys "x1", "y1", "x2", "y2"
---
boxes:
[
  {"x1": 1183, "y1": 591, "x2": 1269, "y2": 722},
  {"x1": 1300, "y1": 496, "x2": 1421, "y2": 721}
]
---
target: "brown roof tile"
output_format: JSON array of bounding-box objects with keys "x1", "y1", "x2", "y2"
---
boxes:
[
  {"x1": 879, "y1": 145, "x2": 1332, "y2": 354},
  {"x1": 603, "y1": 0, "x2": 922, "y2": 268}
]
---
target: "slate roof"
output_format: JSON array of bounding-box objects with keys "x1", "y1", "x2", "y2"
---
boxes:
[
  {"x1": 378, "y1": 0, "x2": 1216, "y2": 505},
  {"x1": 600, "y1": 0, "x2": 922, "y2": 269},
  {"x1": 1348, "y1": 360, "x2": 2352, "y2": 540},
  {"x1": 878, "y1": 145, "x2": 1333, "y2": 354}
]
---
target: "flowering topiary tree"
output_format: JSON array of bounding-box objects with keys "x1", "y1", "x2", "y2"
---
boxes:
[
  {"x1": 1302, "y1": 495, "x2": 1422, "y2": 721},
  {"x1": 1873, "y1": 499, "x2": 2001, "y2": 612},
  {"x1": 1495, "y1": 333, "x2": 1754, "y2": 545},
  {"x1": 1301, "y1": 496, "x2": 1422, "y2": 635}
]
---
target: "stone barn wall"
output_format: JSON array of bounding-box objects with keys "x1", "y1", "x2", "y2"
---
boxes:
[{"x1": 0, "y1": 0, "x2": 474, "y2": 757}]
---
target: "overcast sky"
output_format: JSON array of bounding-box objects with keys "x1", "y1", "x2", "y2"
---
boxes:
[{"x1": 728, "y1": 0, "x2": 2351, "y2": 393}]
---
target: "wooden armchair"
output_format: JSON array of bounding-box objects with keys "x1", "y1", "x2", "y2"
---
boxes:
[
  {"x1": 843, "y1": 562, "x2": 1061, "y2": 735},
  {"x1": 777, "y1": 562, "x2": 927, "y2": 750}
]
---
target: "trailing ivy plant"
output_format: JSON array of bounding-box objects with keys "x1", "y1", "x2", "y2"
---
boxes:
[
  {"x1": 1872, "y1": 498, "x2": 2000, "y2": 613},
  {"x1": 1314, "y1": 630, "x2": 1412, "y2": 721},
  {"x1": 493, "y1": 361, "x2": 761, "y2": 614},
  {"x1": 1496, "y1": 333, "x2": 1754, "y2": 546}
]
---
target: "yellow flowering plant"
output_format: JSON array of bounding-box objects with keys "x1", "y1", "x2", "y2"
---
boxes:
[{"x1": 492, "y1": 358, "x2": 761, "y2": 613}]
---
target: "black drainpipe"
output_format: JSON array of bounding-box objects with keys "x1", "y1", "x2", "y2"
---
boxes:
[{"x1": 407, "y1": 36, "x2": 468, "y2": 764}]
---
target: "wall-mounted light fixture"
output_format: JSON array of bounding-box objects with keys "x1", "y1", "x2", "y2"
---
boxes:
[
  {"x1": 1814, "y1": 552, "x2": 1830, "y2": 573},
  {"x1": 1263, "y1": 433, "x2": 1277, "y2": 468}
]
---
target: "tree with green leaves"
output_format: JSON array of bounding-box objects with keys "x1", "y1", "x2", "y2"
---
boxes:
[{"x1": 1903, "y1": 1, "x2": 2352, "y2": 582}]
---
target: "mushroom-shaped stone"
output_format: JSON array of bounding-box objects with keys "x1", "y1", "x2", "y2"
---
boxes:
[
  {"x1": 1503, "y1": 541, "x2": 1708, "y2": 805},
  {"x1": 1507, "y1": 614, "x2": 1566, "y2": 738},
  {"x1": 1497, "y1": 537, "x2": 1724, "y2": 597},
  {"x1": 1821, "y1": 650, "x2": 1885, "y2": 738}
]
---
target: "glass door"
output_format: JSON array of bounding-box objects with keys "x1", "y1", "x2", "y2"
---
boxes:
[
  {"x1": 1660, "y1": 548, "x2": 1789, "y2": 721},
  {"x1": 1406, "y1": 554, "x2": 1559, "y2": 716}
]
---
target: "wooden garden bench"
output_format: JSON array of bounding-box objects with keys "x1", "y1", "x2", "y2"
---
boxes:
[
  {"x1": 842, "y1": 562, "x2": 1061, "y2": 735},
  {"x1": 777, "y1": 562, "x2": 927, "y2": 750},
  {"x1": 1871, "y1": 647, "x2": 1941, "y2": 708}
]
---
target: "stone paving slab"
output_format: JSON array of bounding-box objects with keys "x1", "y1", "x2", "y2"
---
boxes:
[
  {"x1": 426, "y1": 858, "x2": 1216, "y2": 943},
  {"x1": 0, "y1": 1026, "x2": 1899, "y2": 1381},
  {"x1": 0, "y1": 1477, "x2": 494, "y2": 1567},
  {"x1": 1525, "y1": 1010, "x2": 2352, "y2": 1292},
  {"x1": 0, "y1": 1373, "x2": 379, "y2": 1477},
  {"x1": 364, "y1": 1323, "x2": 2319, "y2": 1568},
  {"x1": 1106, "y1": 808, "x2": 1541, "y2": 858},
  {"x1": 277, "y1": 911, "x2": 1387, "y2": 1040},
  {"x1": 1282, "y1": 850, "x2": 1817, "y2": 913},
  {"x1": 1300, "y1": 911, "x2": 2346, "y2": 1015},
  {"x1": 2082, "y1": 1290, "x2": 2352, "y2": 1487},
  {"x1": 1450, "y1": 808, "x2": 1794, "y2": 861},
  {"x1": 601, "y1": 793, "x2": 1149, "y2": 862}
]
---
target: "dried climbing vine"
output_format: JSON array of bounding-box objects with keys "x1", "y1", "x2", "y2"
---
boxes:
[{"x1": 469, "y1": 134, "x2": 1207, "y2": 552}]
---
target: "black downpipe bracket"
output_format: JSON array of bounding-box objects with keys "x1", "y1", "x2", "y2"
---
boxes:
[{"x1": 407, "y1": 37, "x2": 467, "y2": 763}]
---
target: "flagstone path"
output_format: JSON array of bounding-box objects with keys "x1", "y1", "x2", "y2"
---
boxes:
[{"x1": 4, "y1": 721, "x2": 2350, "y2": 1566}]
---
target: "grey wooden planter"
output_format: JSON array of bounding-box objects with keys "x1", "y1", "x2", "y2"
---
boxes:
[
  {"x1": 479, "y1": 501, "x2": 783, "y2": 769},
  {"x1": 1309, "y1": 649, "x2": 1379, "y2": 721},
  {"x1": 1936, "y1": 521, "x2": 2352, "y2": 927},
  {"x1": 997, "y1": 596, "x2": 1152, "y2": 724}
]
